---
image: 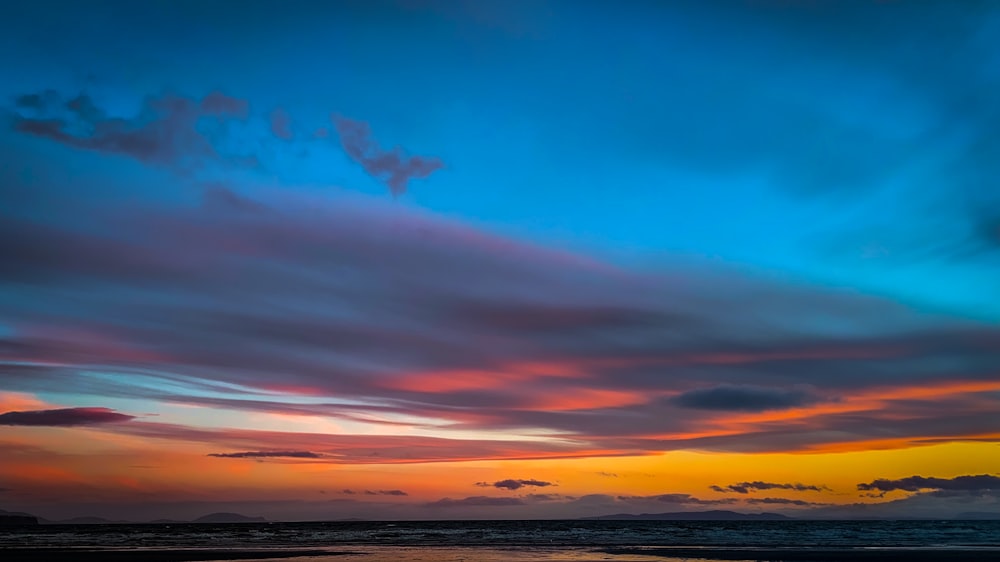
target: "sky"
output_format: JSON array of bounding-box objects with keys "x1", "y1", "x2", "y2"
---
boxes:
[{"x1": 1, "y1": 0, "x2": 999, "y2": 522}]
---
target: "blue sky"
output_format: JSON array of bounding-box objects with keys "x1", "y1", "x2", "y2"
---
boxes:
[{"x1": 3, "y1": 1, "x2": 998, "y2": 320}]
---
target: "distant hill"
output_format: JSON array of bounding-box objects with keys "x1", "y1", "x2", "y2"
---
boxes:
[
  {"x1": 192, "y1": 512, "x2": 267, "y2": 523},
  {"x1": 583, "y1": 509, "x2": 790, "y2": 521},
  {"x1": 0, "y1": 514, "x2": 39, "y2": 526}
]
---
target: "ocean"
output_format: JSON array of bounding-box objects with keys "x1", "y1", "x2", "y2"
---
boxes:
[{"x1": 2, "y1": 520, "x2": 999, "y2": 561}]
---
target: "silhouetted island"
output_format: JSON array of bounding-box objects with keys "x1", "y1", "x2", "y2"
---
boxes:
[
  {"x1": 0, "y1": 514, "x2": 39, "y2": 526},
  {"x1": 191, "y1": 512, "x2": 267, "y2": 523}
]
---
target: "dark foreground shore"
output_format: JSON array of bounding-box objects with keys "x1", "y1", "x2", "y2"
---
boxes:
[
  {"x1": 0, "y1": 548, "x2": 349, "y2": 562},
  {"x1": 602, "y1": 546, "x2": 1000, "y2": 561},
  {"x1": 5, "y1": 546, "x2": 1000, "y2": 562}
]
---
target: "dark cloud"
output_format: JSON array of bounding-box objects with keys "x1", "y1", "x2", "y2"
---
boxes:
[
  {"x1": 0, "y1": 407, "x2": 134, "y2": 427},
  {"x1": 425, "y1": 496, "x2": 524, "y2": 508},
  {"x1": 597, "y1": 472, "x2": 618, "y2": 478},
  {"x1": 270, "y1": 108, "x2": 293, "y2": 140},
  {"x1": 207, "y1": 451, "x2": 321, "y2": 459},
  {"x1": 9, "y1": 89, "x2": 251, "y2": 171},
  {"x1": 710, "y1": 481, "x2": 830, "y2": 495},
  {"x1": 671, "y1": 385, "x2": 823, "y2": 411},
  {"x1": 332, "y1": 115, "x2": 444, "y2": 196},
  {"x1": 199, "y1": 91, "x2": 249, "y2": 118},
  {"x1": 857, "y1": 474, "x2": 1000, "y2": 497},
  {"x1": 356, "y1": 489, "x2": 408, "y2": 496},
  {"x1": 476, "y1": 479, "x2": 555, "y2": 490}
]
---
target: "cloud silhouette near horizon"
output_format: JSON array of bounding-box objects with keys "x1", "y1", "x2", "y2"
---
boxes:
[
  {"x1": 0, "y1": 407, "x2": 134, "y2": 427},
  {"x1": 476, "y1": 479, "x2": 555, "y2": 491},
  {"x1": 710, "y1": 481, "x2": 831, "y2": 494}
]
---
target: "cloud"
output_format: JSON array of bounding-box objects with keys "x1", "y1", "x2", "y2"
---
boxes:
[
  {"x1": 270, "y1": 108, "x2": 293, "y2": 140},
  {"x1": 0, "y1": 407, "x2": 134, "y2": 426},
  {"x1": 2, "y1": 147, "x2": 1000, "y2": 460},
  {"x1": 332, "y1": 115, "x2": 444, "y2": 196},
  {"x1": 710, "y1": 481, "x2": 830, "y2": 494},
  {"x1": 857, "y1": 474, "x2": 1000, "y2": 497},
  {"x1": 671, "y1": 385, "x2": 823, "y2": 411},
  {"x1": 207, "y1": 451, "x2": 321, "y2": 459},
  {"x1": 476, "y1": 479, "x2": 555, "y2": 490},
  {"x1": 356, "y1": 489, "x2": 408, "y2": 496},
  {"x1": 597, "y1": 472, "x2": 618, "y2": 478},
  {"x1": 9, "y1": 89, "x2": 251, "y2": 172},
  {"x1": 425, "y1": 496, "x2": 524, "y2": 508},
  {"x1": 200, "y1": 91, "x2": 249, "y2": 118}
]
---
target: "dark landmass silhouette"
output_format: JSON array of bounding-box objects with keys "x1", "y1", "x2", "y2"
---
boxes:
[
  {"x1": 191, "y1": 512, "x2": 268, "y2": 523},
  {"x1": 0, "y1": 514, "x2": 38, "y2": 525}
]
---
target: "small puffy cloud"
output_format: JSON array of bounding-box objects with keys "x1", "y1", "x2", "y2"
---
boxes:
[
  {"x1": 710, "y1": 481, "x2": 830, "y2": 494},
  {"x1": 332, "y1": 114, "x2": 444, "y2": 196},
  {"x1": 476, "y1": 479, "x2": 555, "y2": 490},
  {"x1": 671, "y1": 385, "x2": 822, "y2": 411},
  {"x1": 426, "y1": 496, "x2": 524, "y2": 508},
  {"x1": 207, "y1": 450, "x2": 321, "y2": 459},
  {"x1": 200, "y1": 91, "x2": 249, "y2": 118},
  {"x1": 857, "y1": 474, "x2": 1000, "y2": 497},
  {"x1": 0, "y1": 407, "x2": 134, "y2": 426},
  {"x1": 270, "y1": 108, "x2": 293, "y2": 140}
]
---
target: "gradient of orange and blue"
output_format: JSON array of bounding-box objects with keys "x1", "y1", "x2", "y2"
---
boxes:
[{"x1": 1, "y1": 0, "x2": 999, "y2": 522}]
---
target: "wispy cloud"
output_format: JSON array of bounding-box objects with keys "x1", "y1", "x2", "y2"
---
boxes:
[
  {"x1": 207, "y1": 451, "x2": 321, "y2": 459},
  {"x1": 671, "y1": 385, "x2": 824, "y2": 412}
]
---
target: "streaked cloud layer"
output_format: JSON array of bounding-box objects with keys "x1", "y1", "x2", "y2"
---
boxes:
[{"x1": 0, "y1": 0, "x2": 998, "y2": 520}]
